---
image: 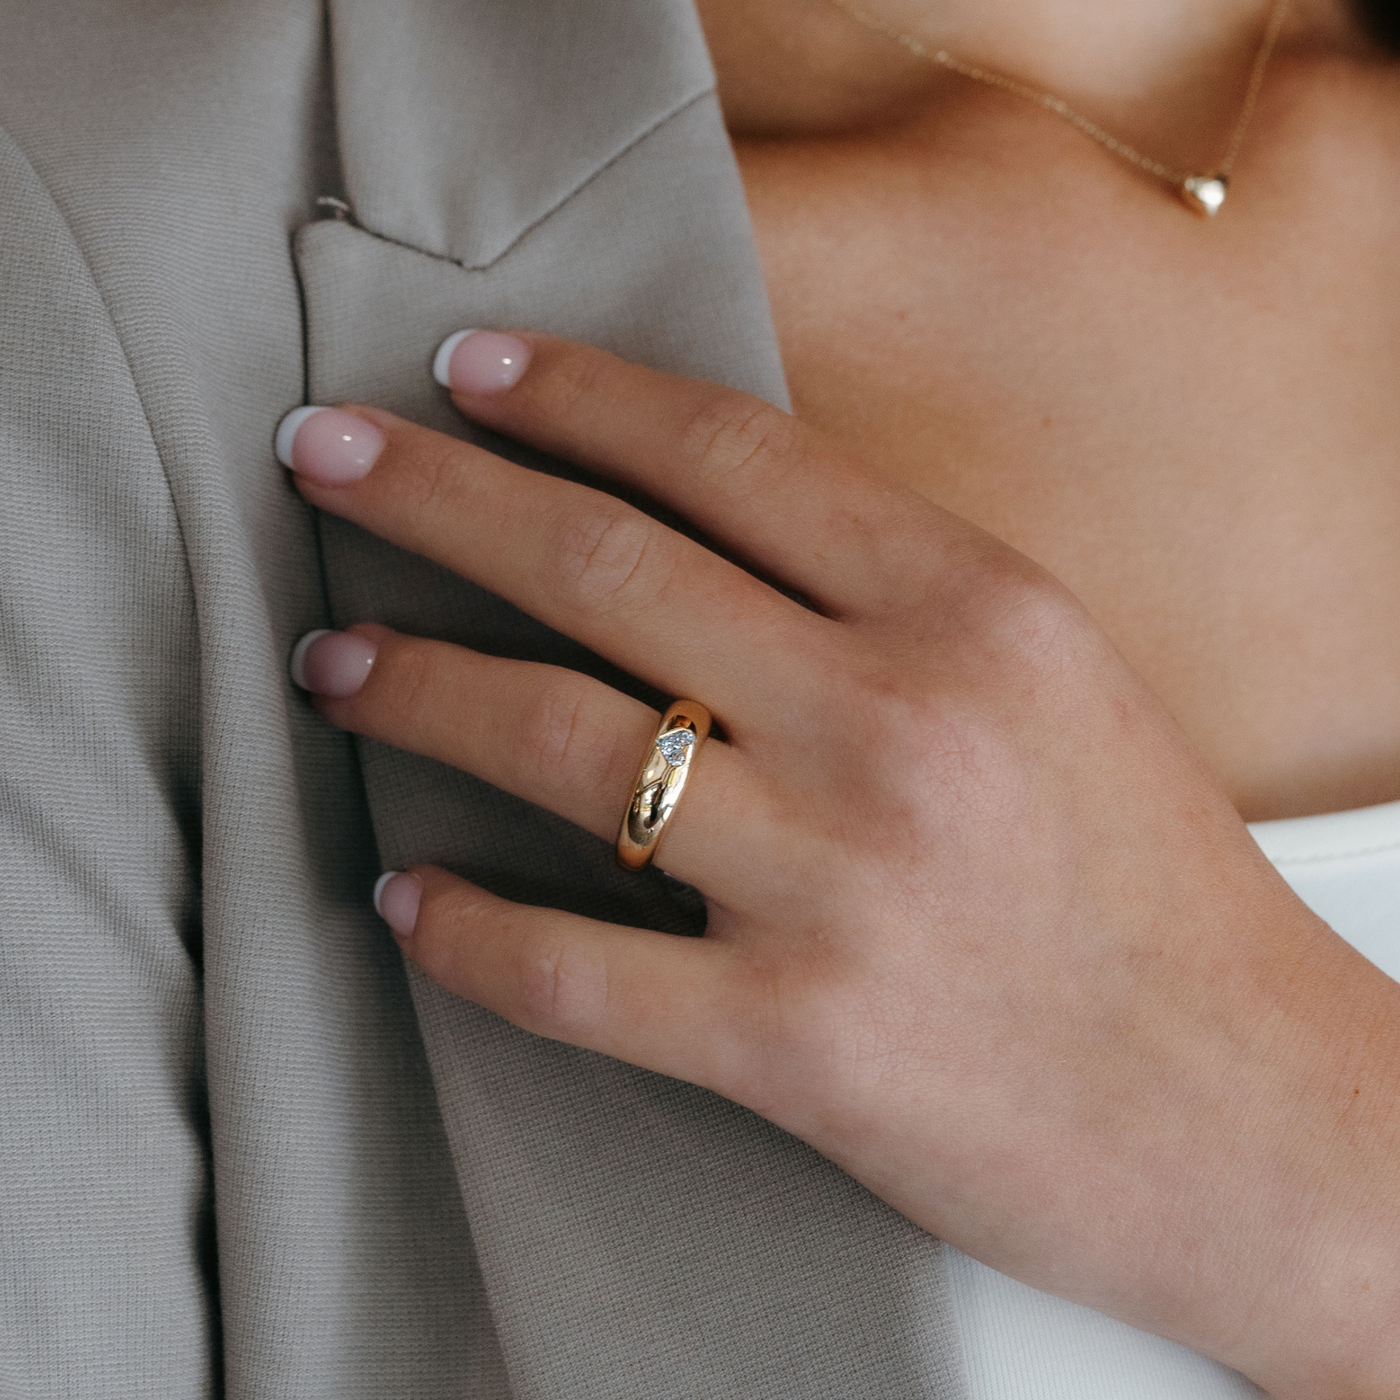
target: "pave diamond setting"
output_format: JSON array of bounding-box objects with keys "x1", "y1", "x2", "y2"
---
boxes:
[{"x1": 655, "y1": 728, "x2": 697, "y2": 767}]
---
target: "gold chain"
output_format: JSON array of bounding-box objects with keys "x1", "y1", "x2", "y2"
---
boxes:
[{"x1": 824, "y1": 0, "x2": 1291, "y2": 197}]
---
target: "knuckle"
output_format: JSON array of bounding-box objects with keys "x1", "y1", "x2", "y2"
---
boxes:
[
  {"x1": 833, "y1": 577, "x2": 1101, "y2": 821},
  {"x1": 533, "y1": 343, "x2": 612, "y2": 422},
  {"x1": 975, "y1": 561, "x2": 1092, "y2": 677},
  {"x1": 679, "y1": 389, "x2": 799, "y2": 488},
  {"x1": 515, "y1": 674, "x2": 616, "y2": 790},
  {"x1": 375, "y1": 641, "x2": 462, "y2": 756},
  {"x1": 941, "y1": 547, "x2": 1091, "y2": 669},
  {"x1": 1000, "y1": 578, "x2": 1088, "y2": 664},
  {"x1": 511, "y1": 932, "x2": 606, "y2": 1042},
  {"x1": 344, "y1": 636, "x2": 445, "y2": 746},
  {"x1": 411, "y1": 886, "x2": 475, "y2": 991},
  {"x1": 410, "y1": 893, "x2": 608, "y2": 1048},
  {"x1": 401, "y1": 435, "x2": 472, "y2": 525},
  {"x1": 549, "y1": 504, "x2": 670, "y2": 610},
  {"x1": 381, "y1": 638, "x2": 444, "y2": 723}
]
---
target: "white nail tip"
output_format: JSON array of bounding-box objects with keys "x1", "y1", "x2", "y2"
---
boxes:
[
  {"x1": 274, "y1": 406, "x2": 326, "y2": 468},
  {"x1": 373, "y1": 871, "x2": 400, "y2": 917},
  {"x1": 432, "y1": 330, "x2": 478, "y2": 388},
  {"x1": 288, "y1": 629, "x2": 331, "y2": 689}
]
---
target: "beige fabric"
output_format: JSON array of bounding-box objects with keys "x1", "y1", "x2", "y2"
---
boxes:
[{"x1": 0, "y1": 1, "x2": 968, "y2": 1395}]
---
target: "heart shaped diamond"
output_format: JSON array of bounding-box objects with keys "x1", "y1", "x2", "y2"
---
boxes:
[
  {"x1": 655, "y1": 728, "x2": 697, "y2": 767},
  {"x1": 1181, "y1": 175, "x2": 1227, "y2": 217}
]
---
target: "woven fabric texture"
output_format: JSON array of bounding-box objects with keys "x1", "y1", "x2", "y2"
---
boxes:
[{"x1": 0, "y1": 2, "x2": 968, "y2": 1396}]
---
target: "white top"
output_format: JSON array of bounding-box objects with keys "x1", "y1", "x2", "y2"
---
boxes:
[{"x1": 946, "y1": 798, "x2": 1400, "y2": 1400}]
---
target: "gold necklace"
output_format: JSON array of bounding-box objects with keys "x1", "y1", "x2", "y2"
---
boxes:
[{"x1": 824, "y1": 0, "x2": 1292, "y2": 215}]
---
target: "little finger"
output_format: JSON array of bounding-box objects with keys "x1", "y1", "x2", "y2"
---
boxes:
[{"x1": 376, "y1": 865, "x2": 756, "y2": 1097}]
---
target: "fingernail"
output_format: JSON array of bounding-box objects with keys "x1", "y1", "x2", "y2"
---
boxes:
[
  {"x1": 274, "y1": 406, "x2": 386, "y2": 484},
  {"x1": 374, "y1": 871, "x2": 422, "y2": 937},
  {"x1": 289, "y1": 629, "x2": 378, "y2": 697},
  {"x1": 432, "y1": 330, "x2": 531, "y2": 394}
]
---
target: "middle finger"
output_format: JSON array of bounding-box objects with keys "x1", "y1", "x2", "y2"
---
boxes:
[{"x1": 284, "y1": 406, "x2": 833, "y2": 731}]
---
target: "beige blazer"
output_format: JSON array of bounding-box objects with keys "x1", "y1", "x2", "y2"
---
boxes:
[{"x1": 0, "y1": 1, "x2": 966, "y2": 1394}]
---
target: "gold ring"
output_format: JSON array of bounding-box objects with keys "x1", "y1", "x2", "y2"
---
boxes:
[{"x1": 616, "y1": 700, "x2": 712, "y2": 870}]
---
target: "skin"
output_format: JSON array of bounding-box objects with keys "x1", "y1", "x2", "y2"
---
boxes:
[
  {"x1": 282, "y1": 2, "x2": 1400, "y2": 1391},
  {"x1": 287, "y1": 335, "x2": 1400, "y2": 1398},
  {"x1": 701, "y1": 0, "x2": 1400, "y2": 821}
]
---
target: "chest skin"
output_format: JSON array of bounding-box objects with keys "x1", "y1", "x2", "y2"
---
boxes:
[{"x1": 715, "y1": 35, "x2": 1400, "y2": 822}]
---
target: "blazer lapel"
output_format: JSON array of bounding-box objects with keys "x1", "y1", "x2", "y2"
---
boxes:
[
  {"x1": 330, "y1": 0, "x2": 718, "y2": 270},
  {"x1": 311, "y1": 3, "x2": 969, "y2": 1395}
]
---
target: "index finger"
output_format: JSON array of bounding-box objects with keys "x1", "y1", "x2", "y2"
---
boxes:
[{"x1": 436, "y1": 331, "x2": 951, "y2": 619}]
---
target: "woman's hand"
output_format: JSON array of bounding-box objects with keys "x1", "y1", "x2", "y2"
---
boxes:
[{"x1": 279, "y1": 331, "x2": 1400, "y2": 1399}]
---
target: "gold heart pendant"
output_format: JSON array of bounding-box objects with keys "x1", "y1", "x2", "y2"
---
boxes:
[{"x1": 1181, "y1": 175, "x2": 1228, "y2": 217}]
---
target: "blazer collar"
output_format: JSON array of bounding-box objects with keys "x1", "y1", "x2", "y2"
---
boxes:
[{"x1": 328, "y1": 0, "x2": 716, "y2": 268}]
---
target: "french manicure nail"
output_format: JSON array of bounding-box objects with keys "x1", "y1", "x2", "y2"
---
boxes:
[
  {"x1": 432, "y1": 329, "x2": 531, "y2": 394},
  {"x1": 289, "y1": 629, "x2": 378, "y2": 697},
  {"x1": 374, "y1": 871, "x2": 422, "y2": 937},
  {"x1": 274, "y1": 406, "x2": 386, "y2": 485}
]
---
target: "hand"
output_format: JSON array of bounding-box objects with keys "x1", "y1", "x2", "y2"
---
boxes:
[{"x1": 279, "y1": 331, "x2": 1400, "y2": 1398}]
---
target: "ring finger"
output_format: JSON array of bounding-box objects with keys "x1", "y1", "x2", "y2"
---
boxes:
[{"x1": 292, "y1": 622, "x2": 765, "y2": 900}]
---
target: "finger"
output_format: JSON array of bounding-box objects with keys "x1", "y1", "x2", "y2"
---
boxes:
[
  {"x1": 302, "y1": 624, "x2": 758, "y2": 895},
  {"x1": 436, "y1": 330, "x2": 953, "y2": 619},
  {"x1": 383, "y1": 865, "x2": 753, "y2": 1096},
  {"x1": 285, "y1": 407, "x2": 833, "y2": 729}
]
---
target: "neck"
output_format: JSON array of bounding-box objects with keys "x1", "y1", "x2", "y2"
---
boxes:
[{"x1": 699, "y1": 0, "x2": 1369, "y2": 142}]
